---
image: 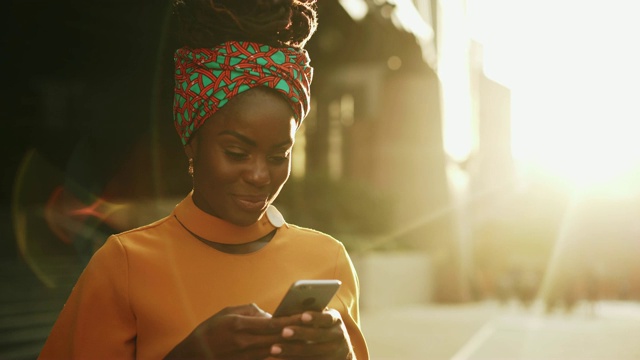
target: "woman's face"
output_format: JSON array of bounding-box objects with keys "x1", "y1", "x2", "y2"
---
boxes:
[{"x1": 185, "y1": 88, "x2": 296, "y2": 226}]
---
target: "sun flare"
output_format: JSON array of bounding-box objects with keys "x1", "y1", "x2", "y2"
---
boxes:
[{"x1": 471, "y1": 0, "x2": 640, "y2": 190}]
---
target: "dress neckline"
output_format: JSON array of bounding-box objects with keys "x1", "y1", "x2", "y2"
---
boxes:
[
  {"x1": 175, "y1": 215, "x2": 278, "y2": 254},
  {"x1": 173, "y1": 192, "x2": 278, "y2": 245}
]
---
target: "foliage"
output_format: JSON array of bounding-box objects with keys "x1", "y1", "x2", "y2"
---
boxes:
[{"x1": 274, "y1": 174, "x2": 396, "y2": 251}]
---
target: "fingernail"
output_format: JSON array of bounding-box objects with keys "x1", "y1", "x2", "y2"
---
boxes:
[
  {"x1": 301, "y1": 313, "x2": 313, "y2": 322},
  {"x1": 282, "y1": 327, "x2": 294, "y2": 337},
  {"x1": 271, "y1": 345, "x2": 282, "y2": 355}
]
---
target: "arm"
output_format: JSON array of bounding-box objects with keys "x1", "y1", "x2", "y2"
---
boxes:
[
  {"x1": 39, "y1": 236, "x2": 136, "y2": 359},
  {"x1": 331, "y1": 243, "x2": 369, "y2": 359},
  {"x1": 164, "y1": 303, "x2": 298, "y2": 360},
  {"x1": 269, "y1": 309, "x2": 355, "y2": 359},
  {"x1": 269, "y1": 243, "x2": 369, "y2": 359}
]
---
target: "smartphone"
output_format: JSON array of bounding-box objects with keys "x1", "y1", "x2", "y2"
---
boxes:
[{"x1": 273, "y1": 279, "x2": 342, "y2": 317}]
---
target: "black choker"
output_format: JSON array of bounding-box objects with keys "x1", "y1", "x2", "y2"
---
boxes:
[{"x1": 175, "y1": 215, "x2": 277, "y2": 254}]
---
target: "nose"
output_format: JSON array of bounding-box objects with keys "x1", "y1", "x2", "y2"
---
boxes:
[{"x1": 244, "y1": 156, "x2": 271, "y2": 187}]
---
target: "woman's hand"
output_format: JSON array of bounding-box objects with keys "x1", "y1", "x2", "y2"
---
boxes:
[
  {"x1": 164, "y1": 303, "x2": 295, "y2": 360},
  {"x1": 269, "y1": 308, "x2": 354, "y2": 359}
]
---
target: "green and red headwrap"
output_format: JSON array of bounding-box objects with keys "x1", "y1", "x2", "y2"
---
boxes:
[{"x1": 173, "y1": 41, "x2": 313, "y2": 145}]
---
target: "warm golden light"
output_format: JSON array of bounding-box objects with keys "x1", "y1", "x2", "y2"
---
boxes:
[
  {"x1": 439, "y1": 0, "x2": 474, "y2": 163},
  {"x1": 473, "y1": 0, "x2": 640, "y2": 190}
]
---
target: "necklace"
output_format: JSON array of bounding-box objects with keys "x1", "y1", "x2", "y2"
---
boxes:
[{"x1": 175, "y1": 215, "x2": 277, "y2": 254}]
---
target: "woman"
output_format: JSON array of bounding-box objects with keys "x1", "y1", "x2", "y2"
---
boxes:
[{"x1": 39, "y1": 0, "x2": 368, "y2": 359}]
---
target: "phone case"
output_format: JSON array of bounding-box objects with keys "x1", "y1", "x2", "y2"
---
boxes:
[{"x1": 273, "y1": 280, "x2": 341, "y2": 317}]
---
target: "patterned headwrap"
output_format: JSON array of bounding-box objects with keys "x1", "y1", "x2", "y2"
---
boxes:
[{"x1": 173, "y1": 41, "x2": 313, "y2": 145}]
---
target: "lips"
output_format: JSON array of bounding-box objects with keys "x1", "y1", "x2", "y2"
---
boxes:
[{"x1": 233, "y1": 194, "x2": 269, "y2": 212}]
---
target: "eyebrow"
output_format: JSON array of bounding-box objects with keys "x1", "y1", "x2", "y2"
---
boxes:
[{"x1": 218, "y1": 130, "x2": 293, "y2": 148}]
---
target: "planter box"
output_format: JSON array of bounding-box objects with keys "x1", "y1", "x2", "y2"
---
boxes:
[{"x1": 352, "y1": 251, "x2": 434, "y2": 311}]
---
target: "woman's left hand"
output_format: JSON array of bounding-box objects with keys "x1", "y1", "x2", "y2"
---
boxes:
[{"x1": 269, "y1": 308, "x2": 353, "y2": 359}]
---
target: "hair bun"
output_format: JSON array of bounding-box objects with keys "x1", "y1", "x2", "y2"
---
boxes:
[{"x1": 173, "y1": 0, "x2": 318, "y2": 49}]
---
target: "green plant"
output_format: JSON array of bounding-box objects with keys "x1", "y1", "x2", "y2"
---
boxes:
[{"x1": 275, "y1": 174, "x2": 396, "y2": 251}]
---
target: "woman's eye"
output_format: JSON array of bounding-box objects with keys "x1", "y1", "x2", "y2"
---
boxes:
[
  {"x1": 225, "y1": 151, "x2": 248, "y2": 160},
  {"x1": 269, "y1": 154, "x2": 289, "y2": 164}
]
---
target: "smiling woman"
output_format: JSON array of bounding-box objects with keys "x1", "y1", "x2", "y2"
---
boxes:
[
  {"x1": 38, "y1": 1, "x2": 368, "y2": 359},
  {"x1": 185, "y1": 88, "x2": 297, "y2": 227}
]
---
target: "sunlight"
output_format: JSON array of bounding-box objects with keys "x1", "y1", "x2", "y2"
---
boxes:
[
  {"x1": 338, "y1": 0, "x2": 368, "y2": 22},
  {"x1": 472, "y1": 0, "x2": 640, "y2": 189},
  {"x1": 438, "y1": 0, "x2": 474, "y2": 163}
]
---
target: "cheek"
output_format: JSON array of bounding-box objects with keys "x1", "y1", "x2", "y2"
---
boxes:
[
  {"x1": 273, "y1": 161, "x2": 292, "y2": 186},
  {"x1": 195, "y1": 153, "x2": 237, "y2": 185}
]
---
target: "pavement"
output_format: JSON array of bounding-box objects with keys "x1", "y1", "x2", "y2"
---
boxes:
[{"x1": 360, "y1": 300, "x2": 640, "y2": 360}]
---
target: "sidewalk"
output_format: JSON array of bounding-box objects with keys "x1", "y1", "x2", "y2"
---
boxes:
[{"x1": 360, "y1": 300, "x2": 640, "y2": 360}]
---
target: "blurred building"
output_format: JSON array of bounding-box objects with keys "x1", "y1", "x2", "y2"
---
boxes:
[
  {"x1": 1, "y1": 0, "x2": 473, "y2": 302},
  {"x1": 9, "y1": 0, "x2": 637, "y2": 309},
  {"x1": 282, "y1": 0, "x2": 472, "y2": 302}
]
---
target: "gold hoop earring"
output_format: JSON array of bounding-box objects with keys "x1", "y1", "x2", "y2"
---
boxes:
[{"x1": 188, "y1": 158, "x2": 194, "y2": 177}]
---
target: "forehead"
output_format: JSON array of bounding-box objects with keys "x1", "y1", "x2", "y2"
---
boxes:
[{"x1": 196, "y1": 87, "x2": 297, "y2": 142}]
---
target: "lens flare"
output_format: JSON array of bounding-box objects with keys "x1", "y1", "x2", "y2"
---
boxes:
[{"x1": 13, "y1": 150, "x2": 132, "y2": 288}]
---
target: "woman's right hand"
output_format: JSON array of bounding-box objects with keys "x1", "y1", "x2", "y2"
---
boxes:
[{"x1": 164, "y1": 303, "x2": 292, "y2": 360}]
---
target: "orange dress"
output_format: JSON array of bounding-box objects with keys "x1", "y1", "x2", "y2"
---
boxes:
[{"x1": 39, "y1": 193, "x2": 369, "y2": 359}]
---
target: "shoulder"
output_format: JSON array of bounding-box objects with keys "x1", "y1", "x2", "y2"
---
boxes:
[
  {"x1": 99, "y1": 214, "x2": 178, "y2": 256},
  {"x1": 284, "y1": 223, "x2": 342, "y2": 243},
  {"x1": 280, "y1": 223, "x2": 349, "y2": 254},
  {"x1": 112, "y1": 214, "x2": 175, "y2": 241},
  {"x1": 90, "y1": 214, "x2": 181, "y2": 272}
]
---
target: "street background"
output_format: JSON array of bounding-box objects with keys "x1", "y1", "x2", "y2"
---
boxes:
[{"x1": 3, "y1": 1, "x2": 640, "y2": 359}]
